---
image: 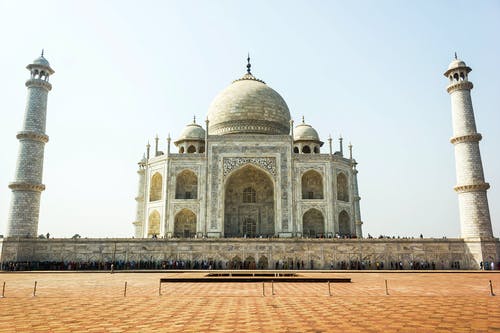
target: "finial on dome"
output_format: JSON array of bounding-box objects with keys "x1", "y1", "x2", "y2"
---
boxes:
[
  {"x1": 246, "y1": 53, "x2": 251, "y2": 74},
  {"x1": 41, "y1": 49, "x2": 44, "y2": 57},
  {"x1": 454, "y1": 52, "x2": 457, "y2": 60},
  {"x1": 302, "y1": 116, "x2": 305, "y2": 124},
  {"x1": 193, "y1": 115, "x2": 196, "y2": 124}
]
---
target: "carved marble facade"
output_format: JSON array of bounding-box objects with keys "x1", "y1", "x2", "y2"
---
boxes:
[{"x1": 134, "y1": 134, "x2": 360, "y2": 239}]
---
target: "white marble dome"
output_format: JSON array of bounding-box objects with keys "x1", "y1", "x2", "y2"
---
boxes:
[
  {"x1": 176, "y1": 120, "x2": 205, "y2": 142},
  {"x1": 207, "y1": 73, "x2": 291, "y2": 135},
  {"x1": 33, "y1": 56, "x2": 50, "y2": 67},
  {"x1": 294, "y1": 121, "x2": 320, "y2": 142},
  {"x1": 447, "y1": 59, "x2": 467, "y2": 71}
]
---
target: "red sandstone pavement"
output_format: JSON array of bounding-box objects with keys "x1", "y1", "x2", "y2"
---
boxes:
[{"x1": 0, "y1": 271, "x2": 499, "y2": 332}]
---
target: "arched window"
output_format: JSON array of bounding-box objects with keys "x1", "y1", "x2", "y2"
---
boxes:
[
  {"x1": 175, "y1": 170, "x2": 198, "y2": 199},
  {"x1": 302, "y1": 145, "x2": 311, "y2": 154},
  {"x1": 149, "y1": 172, "x2": 162, "y2": 201},
  {"x1": 313, "y1": 146, "x2": 320, "y2": 154},
  {"x1": 339, "y1": 210, "x2": 350, "y2": 236},
  {"x1": 148, "y1": 210, "x2": 160, "y2": 237},
  {"x1": 187, "y1": 145, "x2": 196, "y2": 153},
  {"x1": 337, "y1": 173, "x2": 349, "y2": 202},
  {"x1": 243, "y1": 187, "x2": 256, "y2": 203},
  {"x1": 199, "y1": 145, "x2": 205, "y2": 154},
  {"x1": 302, "y1": 170, "x2": 323, "y2": 199},
  {"x1": 303, "y1": 209, "x2": 325, "y2": 237},
  {"x1": 174, "y1": 209, "x2": 196, "y2": 238},
  {"x1": 293, "y1": 146, "x2": 299, "y2": 153},
  {"x1": 179, "y1": 146, "x2": 185, "y2": 154}
]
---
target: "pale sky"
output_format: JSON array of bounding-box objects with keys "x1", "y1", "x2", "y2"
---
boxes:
[{"x1": 0, "y1": 0, "x2": 499, "y2": 238}]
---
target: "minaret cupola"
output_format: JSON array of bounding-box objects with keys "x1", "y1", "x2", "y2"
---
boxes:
[
  {"x1": 293, "y1": 116, "x2": 323, "y2": 153},
  {"x1": 174, "y1": 116, "x2": 206, "y2": 154}
]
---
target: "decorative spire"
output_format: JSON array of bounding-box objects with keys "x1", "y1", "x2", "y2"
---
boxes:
[
  {"x1": 302, "y1": 116, "x2": 305, "y2": 124},
  {"x1": 339, "y1": 135, "x2": 344, "y2": 156},
  {"x1": 154, "y1": 135, "x2": 159, "y2": 156},
  {"x1": 193, "y1": 115, "x2": 196, "y2": 124},
  {"x1": 41, "y1": 49, "x2": 44, "y2": 57},
  {"x1": 234, "y1": 53, "x2": 265, "y2": 84},
  {"x1": 246, "y1": 53, "x2": 251, "y2": 74},
  {"x1": 454, "y1": 52, "x2": 458, "y2": 60},
  {"x1": 328, "y1": 134, "x2": 333, "y2": 156},
  {"x1": 349, "y1": 142, "x2": 353, "y2": 160}
]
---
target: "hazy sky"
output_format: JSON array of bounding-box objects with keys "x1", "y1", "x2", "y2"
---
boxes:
[{"x1": 0, "y1": 1, "x2": 499, "y2": 238}]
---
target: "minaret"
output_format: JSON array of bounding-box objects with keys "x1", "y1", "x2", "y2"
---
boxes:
[
  {"x1": 132, "y1": 156, "x2": 147, "y2": 238},
  {"x1": 6, "y1": 52, "x2": 54, "y2": 238},
  {"x1": 444, "y1": 56, "x2": 493, "y2": 240}
]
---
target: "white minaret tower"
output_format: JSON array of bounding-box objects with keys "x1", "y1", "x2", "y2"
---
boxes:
[
  {"x1": 445, "y1": 55, "x2": 493, "y2": 240},
  {"x1": 6, "y1": 52, "x2": 54, "y2": 238}
]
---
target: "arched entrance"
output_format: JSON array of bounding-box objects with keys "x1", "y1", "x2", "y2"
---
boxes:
[
  {"x1": 303, "y1": 208, "x2": 325, "y2": 237},
  {"x1": 258, "y1": 256, "x2": 269, "y2": 269},
  {"x1": 174, "y1": 209, "x2": 196, "y2": 238},
  {"x1": 339, "y1": 210, "x2": 350, "y2": 236},
  {"x1": 244, "y1": 256, "x2": 256, "y2": 269},
  {"x1": 224, "y1": 165, "x2": 274, "y2": 237}
]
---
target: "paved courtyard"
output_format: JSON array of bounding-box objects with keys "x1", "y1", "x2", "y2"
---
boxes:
[{"x1": 0, "y1": 271, "x2": 499, "y2": 332}]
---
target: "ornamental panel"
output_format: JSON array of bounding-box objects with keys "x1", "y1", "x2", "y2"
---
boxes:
[{"x1": 223, "y1": 157, "x2": 276, "y2": 178}]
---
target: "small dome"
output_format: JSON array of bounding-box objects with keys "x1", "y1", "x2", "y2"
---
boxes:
[
  {"x1": 33, "y1": 55, "x2": 50, "y2": 67},
  {"x1": 176, "y1": 119, "x2": 205, "y2": 143},
  {"x1": 207, "y1": 73, "x2": 291, "y2": 135},
  {"x1": 447, "y1": 59, "x2": 467, "y2": 71},
  {"x1": 444, "y1": 55, "x2": 471, "y2": 77},
  {"x1": 294, "y1": 118, "x2": 320, "y2": 142}
]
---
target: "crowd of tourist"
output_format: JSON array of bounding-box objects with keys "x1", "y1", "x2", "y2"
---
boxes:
[{"x1": 2, "y1": 258, "x2": 497, "y2": 271}]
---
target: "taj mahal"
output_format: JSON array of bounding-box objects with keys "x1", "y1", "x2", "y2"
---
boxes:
[
  {"x1": 0, "y1": 53, "x2": 498, "y2": 270},
  {"x1": 132, "y1": 56, "x2": 362, "y2": 240}
]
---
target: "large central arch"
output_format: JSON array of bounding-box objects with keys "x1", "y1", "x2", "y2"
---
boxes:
[{"x1": 224, "y1": 164, "x2": 275, "y2": 237}]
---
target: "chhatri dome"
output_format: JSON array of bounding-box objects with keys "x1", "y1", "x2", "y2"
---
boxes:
[
  {"x1": 176, "y1": 116, "x2": 206, "y2": 142},
  {"x1": 207, "y1": 55, "x2": 291, "y2": 135},
  {"x1": 293, "y1": 116, "x2": 321, "y2": 142}
]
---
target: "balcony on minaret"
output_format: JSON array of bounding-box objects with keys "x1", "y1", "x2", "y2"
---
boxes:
[{"x1": 26, "y1": 52, "x2": 55, "y2": 87}]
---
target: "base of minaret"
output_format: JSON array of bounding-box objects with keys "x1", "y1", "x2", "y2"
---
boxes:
[
  {"x1": 6, "y1": 180, "x2": 45, "y2": 238},
  {"x1": 464, "y1": 238, "x2": 500, "y2": 269}
]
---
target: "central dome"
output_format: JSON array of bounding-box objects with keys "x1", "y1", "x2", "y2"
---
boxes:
[{"x1": 207, "y1": 73, "x2": 291, "y2": 135}]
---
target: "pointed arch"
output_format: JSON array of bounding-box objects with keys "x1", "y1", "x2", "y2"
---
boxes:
[
  {"x1": 174, "y1": 209, "x2": 196, "y2": 238},
  {"x1": 339, "y1": 210, "x2": 350, "y2": 236},
  {"x1": 175, "y1": 170, "x2": 198, "y2": 199},
  {"x1": 224, "y1": 164, "x2": 274, "y2": 238},
  {"x1": 337, "y1": 172, "x2": 349, "y2": 202},
  {"x1": 303, "y1": 208, "x2": 324, "y2": 237},
  {"x1": 258, "y1": 255, "x2": 269, "y2": 269},
  {"x1": 302, "y1": 170, "x2": 323, "y2": 199},
  {"x1": 148, "y1": 210, "x2": 160, "y2": 237},
  {"x1": 187, "y1": 145, "x2": 196, "y2": 153},
  {"x1": 149, "y1": 172, "x2": 162, "y2": 201}
]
